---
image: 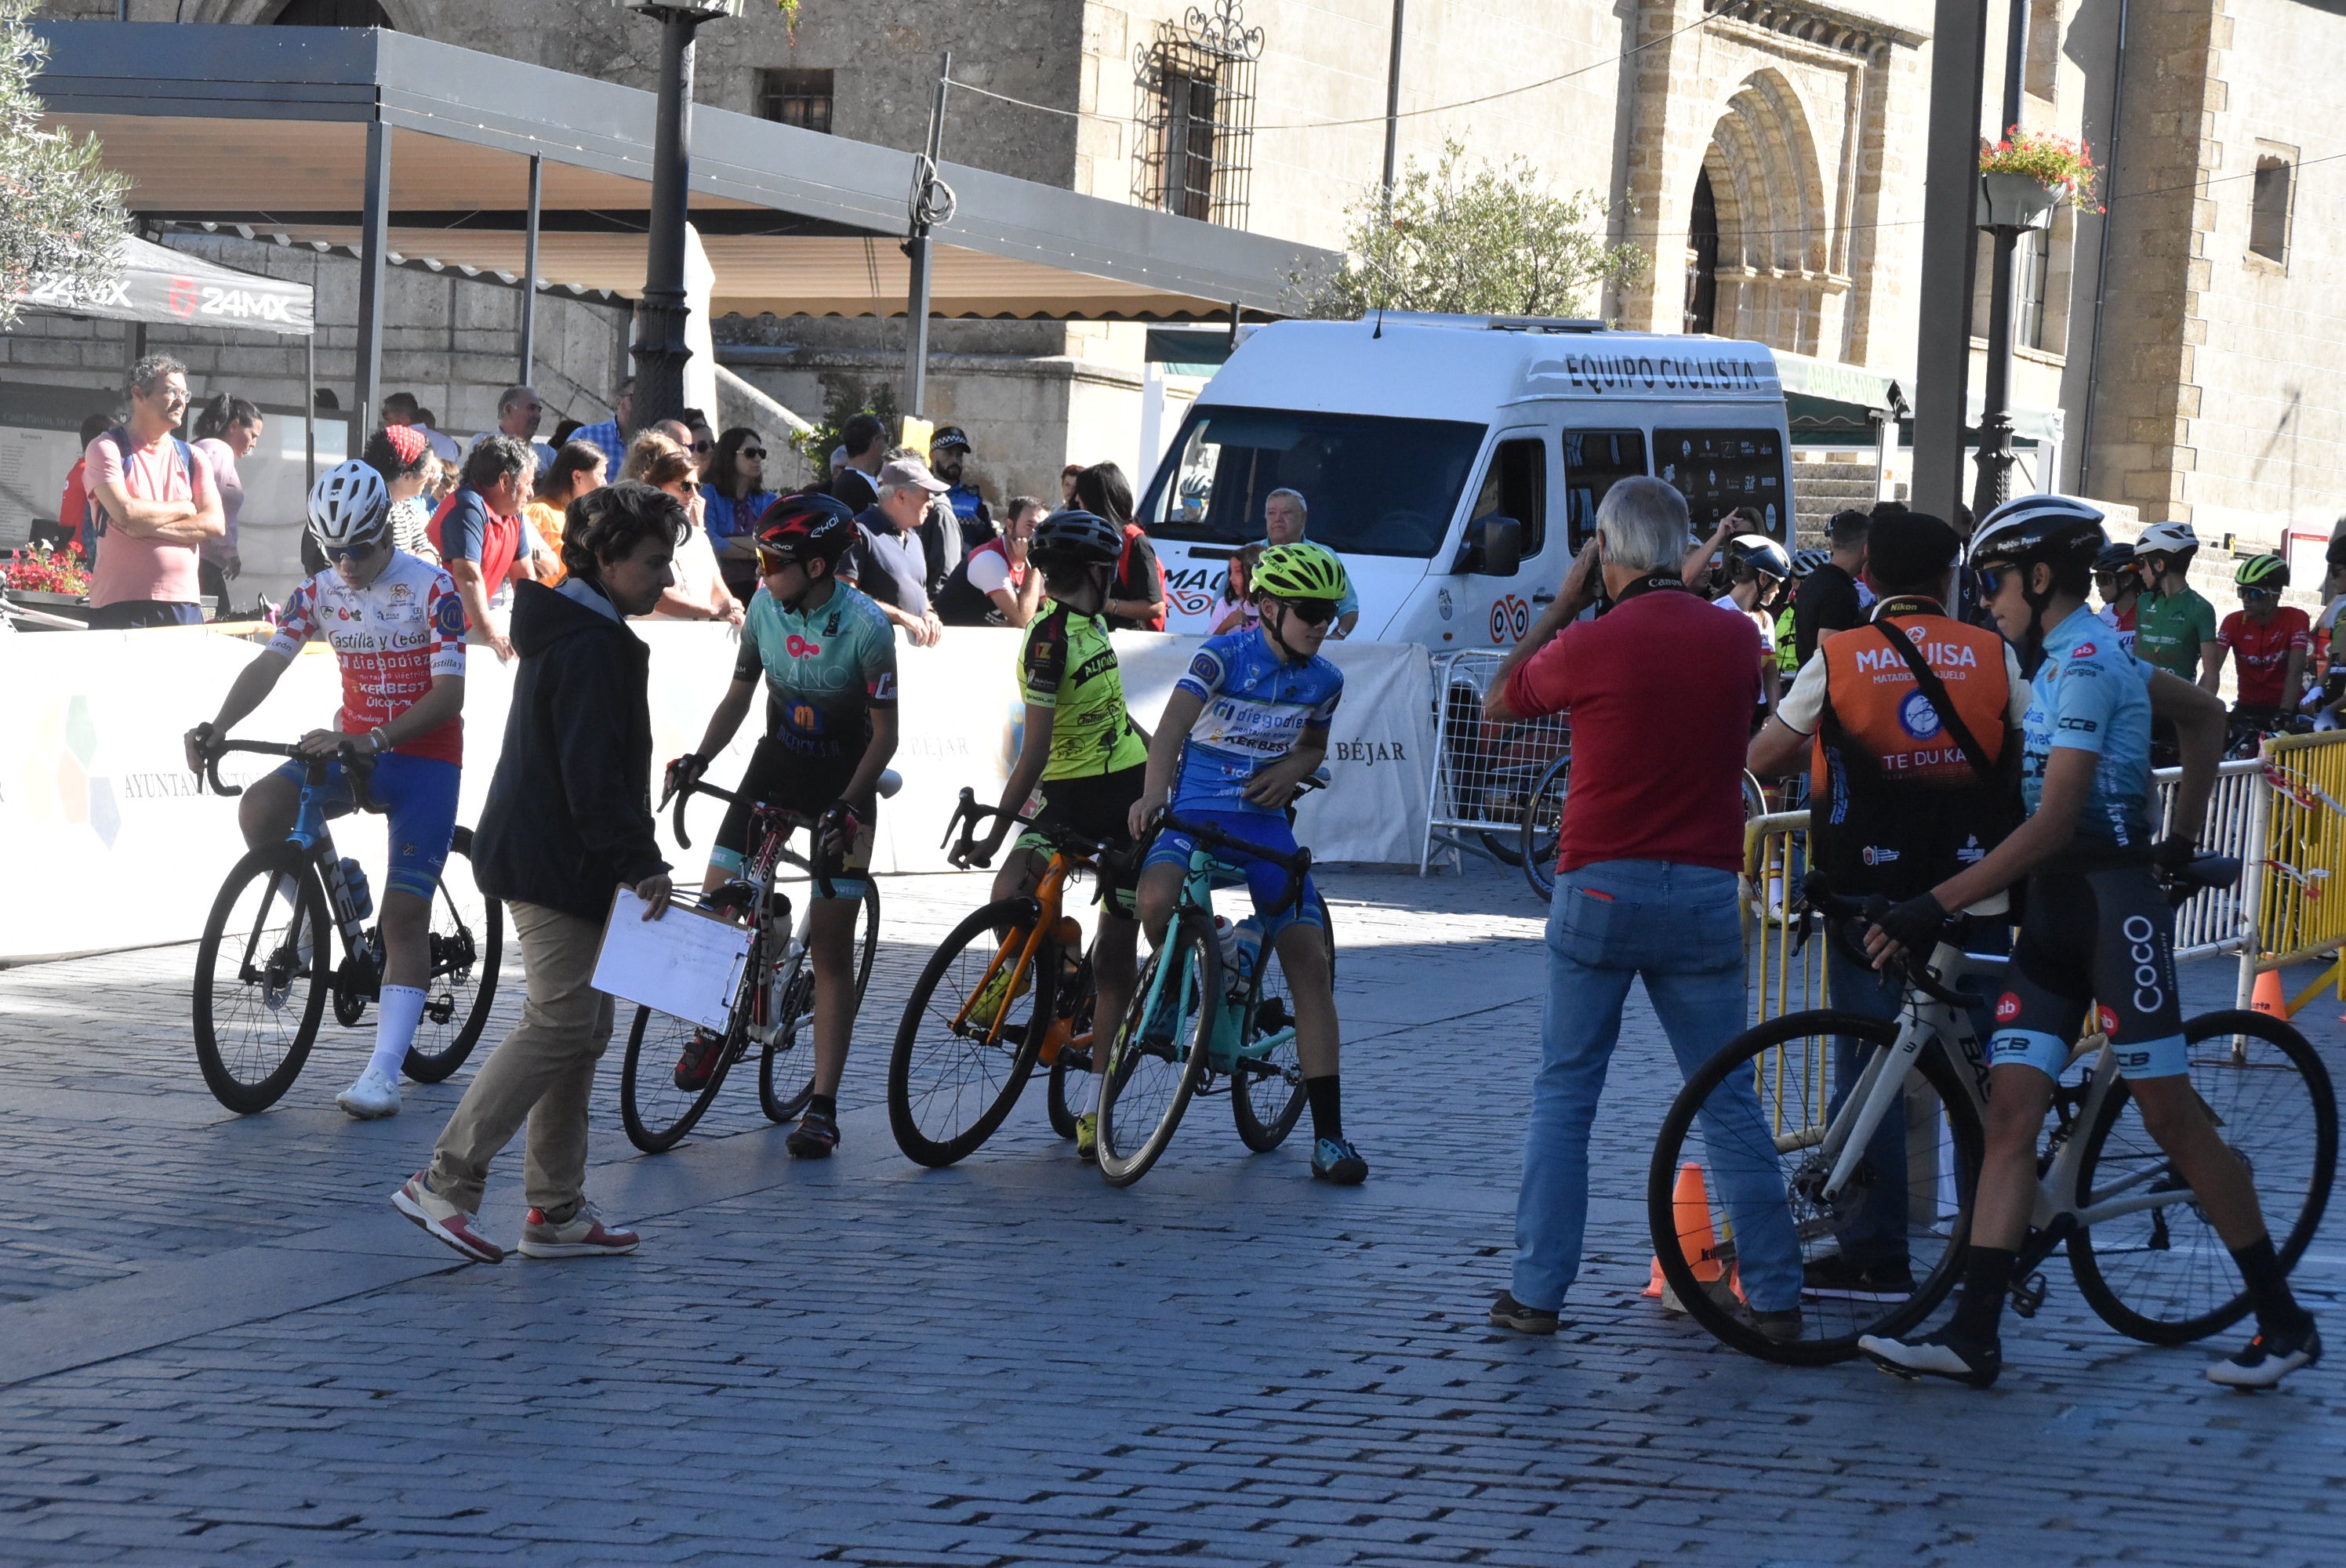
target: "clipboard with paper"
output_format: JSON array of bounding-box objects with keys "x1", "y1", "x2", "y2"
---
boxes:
[{"x1": 590, "y1": 887, "x2": 752, "y2": 1033}]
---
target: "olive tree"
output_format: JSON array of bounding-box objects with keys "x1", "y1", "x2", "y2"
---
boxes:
[
  {"x1": 0, "y1": 0, "x2": 126, "y2": 333},
  {"x1": 1293, "y1": 140, "x2": 1646, "y2": 321}
]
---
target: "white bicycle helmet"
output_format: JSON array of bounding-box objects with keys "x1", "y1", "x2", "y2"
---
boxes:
[
  {"x1": 2134, "y1": 519, "x2": 2201, "y2": 562},
  {"x1": 1965, "y1": 493, "x2": 2108, "y2": 574},
  {"x1": 1725, "y1": 532, "x2": 1793, "y2": 580},
  {"x1": 1790, "y1": 546, "x2": 1832, "y2": 579},
  {"x1": 307, "y1": 459, "x2": 390, "y2": 550}
]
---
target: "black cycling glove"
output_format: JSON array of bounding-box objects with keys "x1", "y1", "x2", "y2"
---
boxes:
[
  {"x1": 664, "y1": 753, "x2": 707, "y2": 799},
  {"x1": 1874, "y1": 891, "x2": 1953, "y2": 956},
  {"x1": 2152, "y1": 835, "x2": 2198, "y2": 879}
]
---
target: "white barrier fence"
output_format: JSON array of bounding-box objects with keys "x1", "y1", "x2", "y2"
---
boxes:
[
  {"x1": 0, "y1": 625, "x2": 1436, "y2": 964},
  {"x1": 1421, "y1": 649, "x2": 1569, "y2": 872}
]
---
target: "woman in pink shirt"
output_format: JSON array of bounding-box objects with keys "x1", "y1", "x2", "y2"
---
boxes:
[{"x1": 192, "y1": 392, "x2": 264, "y2": 613}]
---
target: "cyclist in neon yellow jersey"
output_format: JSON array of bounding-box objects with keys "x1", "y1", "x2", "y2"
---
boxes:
[{"x1": 963, "y1": 510, "x2": 1151, "y2": 1160}]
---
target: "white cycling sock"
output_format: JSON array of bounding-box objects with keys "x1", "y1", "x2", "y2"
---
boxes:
[
  {"x1": 366, "y1": 985, "x2": 428, "y2": 1083},
  {"x1": 1084, "y1": 1058, "x2": 1104, "y2": 1116}
]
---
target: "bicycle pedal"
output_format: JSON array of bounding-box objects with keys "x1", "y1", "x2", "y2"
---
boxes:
[{"x1": 2009, "y1": 1271, "x2": 2049, "y2": 1319}]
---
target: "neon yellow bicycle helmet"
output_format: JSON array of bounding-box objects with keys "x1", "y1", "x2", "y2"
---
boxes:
[
  {"x1": 2235, "y1": 553, "x2": 2290, "y2": 592},
  {"x1": 1252, "y1": 541, "x2": 1350, "y2": 604}
]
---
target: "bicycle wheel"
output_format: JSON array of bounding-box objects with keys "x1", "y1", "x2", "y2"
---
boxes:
[
  {"x1": 886, "y1": 898, "x2": 1050, "y2": 1167},
  {"x1": 760, "y1": 879, "x2": 880, "y2": 1123},
  {"x1": 1232, "y1": 895, "x2": 1334, "y2": 1152},
  {"x1": 2067, "y1": 1008, "x2": 2339, "y2": 1345},
  {"x1": 1096, "y1": 914, "x2": 1218, "y2": 1188},
  {"x1": 401, "y1": 828, "x2": 503, "y2": 1083},
  {"x1": 193, "y1": 843, "x2": 331, "y2": 1113},
  {"x1": 620, "y1": 989, "x2": 746, "y2": 1154},
  {"x1": 1045, "y1": 951, "x2": 1097, "y2": 1140},
  {"x1": 1648, "y1": 1009, "x2": 1984, "y2": 1365},
  {"x1": 1519, "y1": 753, "x2": 1569, "y2": 901}
]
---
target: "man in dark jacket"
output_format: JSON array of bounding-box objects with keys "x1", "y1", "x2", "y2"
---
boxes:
[
  {"x1": 1793, "y1": 508, "x2": 1870, "y2": 666},
  {"x1": 394, "y1": 481, "x2": 686, "y2": 1266}
]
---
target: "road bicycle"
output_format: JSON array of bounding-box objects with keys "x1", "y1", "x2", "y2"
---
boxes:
[
  {"x1": 191, "y1": 737, "x2": 501, "y2": 1113},
  {"x1": 1094, "y1": 794, "x2": 1335, "y2": 1188},
  {"x1": 616, "y1": 769, "x2": 893, "y2": 1152},
  {"x1": 1648, "y1": 864, "x2": 2337, "y2": 1365},
  {"x1": 883, "y1": 788, "x2": 1131, "y2": 1167},
  {"x1": 1520, "y1": 758, "x2": 1767, "y2": 899}
]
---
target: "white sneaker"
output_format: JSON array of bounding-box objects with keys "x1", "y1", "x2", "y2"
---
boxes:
[{"x1": 336, "y1": 1065, "x2": 401, "y2": 1120}]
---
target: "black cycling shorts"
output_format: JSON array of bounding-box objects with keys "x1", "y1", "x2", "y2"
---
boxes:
[
  {"x1": 1018, "y1": 765, "x2": 1145, "y2": 916},
  {"x1": 1989, "y1": 858, "x2": 2188, "y2": 1080},
  {"x1": 709, "y1": 735, "x2": 873, "y2": 895}
]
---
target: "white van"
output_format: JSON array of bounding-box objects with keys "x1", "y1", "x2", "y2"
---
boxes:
[{"x1": 1135, "y1": 314, "x2": 1795, "y2": 648}]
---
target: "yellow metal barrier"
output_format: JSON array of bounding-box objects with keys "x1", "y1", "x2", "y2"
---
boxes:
[
  {"x1": 1743, "y1": 809, "x2": 1828, "y2": 1027},
  {"x1": 2249, "y1": 730, "x2": 2346, "y2": 1012}
]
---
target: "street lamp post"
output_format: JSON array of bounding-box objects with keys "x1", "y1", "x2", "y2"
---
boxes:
[
  {"x1": 612, "y1": 0, "x2": 743, "y2": 433},
  {"x1": 1971, "y1": 0, "x2": 2034, "y2": 521}
]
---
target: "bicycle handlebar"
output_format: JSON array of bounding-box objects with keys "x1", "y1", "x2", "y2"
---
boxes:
[
  {"x1": 1799, "y1": 872, "x2": 1967, "y2": 1008},
  {"x1": 1151, "y1": 807, "x2": 1313, "y2": 921},
  {"x1": 662, "y1": 773, "x2": 842, "y2": 901},
  {"x1": 942, "y1": 786, "x2": 1143, "y2": 888},
  {"x1": 194, "y1": 735, "x2": 376, "y2": 811}
]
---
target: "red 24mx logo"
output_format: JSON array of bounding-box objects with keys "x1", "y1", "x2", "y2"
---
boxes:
[{"x1": 1488, "y1": 595, "x2": 1531, "y2": 644}]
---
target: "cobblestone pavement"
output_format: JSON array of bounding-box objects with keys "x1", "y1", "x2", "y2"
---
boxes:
[{"x1": 0, "y1": 862, "x2": 2340, "y2": 1566}]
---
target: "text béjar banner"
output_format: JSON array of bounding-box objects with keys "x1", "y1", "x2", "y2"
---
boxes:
[{"x1": 0, "y1": 625, "x2": 1433, "y2": 964}]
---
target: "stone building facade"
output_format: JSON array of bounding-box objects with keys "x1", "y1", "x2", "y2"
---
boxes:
[{"x1": 14, "y1": 0, "x2": 2344, "y2": 552}]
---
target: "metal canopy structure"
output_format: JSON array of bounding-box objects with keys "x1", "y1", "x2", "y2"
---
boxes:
[{"x1": 31, "y1": 22, "x2": 1330, "y2": 325}]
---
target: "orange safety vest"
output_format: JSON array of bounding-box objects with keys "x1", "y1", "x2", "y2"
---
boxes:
[{"x1": 1809, "y1": 601, "x2": 2018, "y2": 900}]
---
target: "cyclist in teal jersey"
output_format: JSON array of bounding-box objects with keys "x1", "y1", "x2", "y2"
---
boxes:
[
  {"x1": 669, "y1": 493, "x2": 899, "y2": 1158},
  {"x1": 1858, "y1": 494, "x2": 2319, "y2": 1390}
]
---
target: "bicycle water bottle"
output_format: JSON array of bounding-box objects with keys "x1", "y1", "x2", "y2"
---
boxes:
[
  {"x1": 1212, "y1": 916, "x2": 1241, "y2": 977},
  {"x1": 1228, "y1": 918, "x2": 1262, "y2": 1001},
  {"x1": 338, "y1": 858, "x2": 372, "y2": 923}
]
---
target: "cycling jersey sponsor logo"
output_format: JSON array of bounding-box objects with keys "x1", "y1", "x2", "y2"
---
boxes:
[
  {"x1": 1995, "y1": 991, "x2": 2022, "y2": 1024},
  {"x1": 432, "y1": 595, "x2": 465, "y2": 637},
  {"x1": 1861, "y1": 844, "x2": 1900, "y2": 864},
  {"x1": 2073, "y1": 641, "x2": 2097, "y2": 657},
  {"x1": 1896, "y1": 690, "x2": 1944, "y2": 740},
  {"x1": 2057, "y1": 715, "x2": 2098, "y2": 732},
  {"x1": 870, "y1": 671, "x2": 897, "y2": 701},
  {"x1": 1187, "y1": 652, "x2": 1221, "y2": 685},
  {"x1": 785, "y1": 633, "x2": 823, "y2": 658},
  {"x1": 2124, "y1": 913, "x2": 2165, "y2": 1013},
  {"x1": 784, "y1": 701, "x2": 826, "y2": 736},
  {"x1": 2097, "y1": 1003, "x2": 2119, "y2": 1038}
]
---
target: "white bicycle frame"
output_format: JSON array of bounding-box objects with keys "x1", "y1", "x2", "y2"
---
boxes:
[{"x1": 1808, "y1": 942, "x2": 2197, "y2": 1238}]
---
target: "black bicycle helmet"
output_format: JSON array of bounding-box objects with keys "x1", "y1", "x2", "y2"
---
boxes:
[
  {"x1": 1028, "y1": 508, "x2": 1124, "y2": 568},
  {"x1": 753, "y1": 491, "x2": 859, "y2": 566},
  {"x1": 1966, "y1": 493, "x2": 2108, "y2": 576},
  {"x1": 2093, "y1": 539, "x2": 2137, "y2": 574}
]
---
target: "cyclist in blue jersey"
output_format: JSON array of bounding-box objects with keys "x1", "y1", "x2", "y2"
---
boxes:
[
  {"x1": 1858, "y1": 494, "x2": 2319, "y2": 1390},
  {"x1": 668, "y1": 493, "x2": 899, "y2": 1159},
  {"x1": 1128, "y1": 541, "x2": 1366, "y2": 1185}
]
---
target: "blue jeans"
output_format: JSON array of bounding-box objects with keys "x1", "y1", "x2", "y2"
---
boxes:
[{"x1": 1513, "y1": 859, "x2": 1803, "y2": 1314}]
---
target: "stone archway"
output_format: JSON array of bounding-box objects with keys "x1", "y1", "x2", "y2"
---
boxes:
[
  {"x1": 183, "y1": 0, "x2": 416, "y2": 26},
  {"x1": 1701, "y1": 67, "x2": 1836, "y2": 354}
]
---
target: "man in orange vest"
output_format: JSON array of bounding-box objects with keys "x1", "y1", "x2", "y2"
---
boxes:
[{"x1": 1748, "y1": 511, "x2": 2026, "y2": 1295}]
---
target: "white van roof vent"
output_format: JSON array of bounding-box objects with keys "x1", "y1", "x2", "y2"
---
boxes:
[{"x1": 1485, "y1": 316, "x2": 1605, "y2": 334}]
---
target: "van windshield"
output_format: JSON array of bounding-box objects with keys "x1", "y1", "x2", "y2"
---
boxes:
[{"x1": 1142, "y1": 405, "x2": 1487, "y2": 558}]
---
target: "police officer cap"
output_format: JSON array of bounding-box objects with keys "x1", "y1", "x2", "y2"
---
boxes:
[{"x1": 1865, "y1": 510, "x2": 1960, "y2": 589}]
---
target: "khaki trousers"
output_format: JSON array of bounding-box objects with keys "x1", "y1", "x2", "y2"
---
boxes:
[{"x1": 426, "y1": 900, "x2": 615, "y2": 1216}]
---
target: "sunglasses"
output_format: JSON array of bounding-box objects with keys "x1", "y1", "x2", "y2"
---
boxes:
[
  {"x1": 2242, "y1": 586, "x2": 2281, "y2": 601},
  {"x1": 1268, "y1": 596, "x2": 1338, "y2": 627},
  {"x1": 692, "y1": 440, "x2": 714, "y2": 454},
  {"x1": 1975, "y1": 565, "x2": 2014, "y2": 601},
  {"x1": 326, "y1": 539, "x2": 383, "y2": 565},
  {"x1": 741, "y1": 448, "x2": 767, "y2": 460}
]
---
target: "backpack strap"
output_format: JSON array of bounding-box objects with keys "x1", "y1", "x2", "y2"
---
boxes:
[{"x1": 1872, "y1": 618, "x2": 1999, "y2": 786}]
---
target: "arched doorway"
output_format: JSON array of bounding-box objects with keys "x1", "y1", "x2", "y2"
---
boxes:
[
  {"x1": 274, "y1": 0, "x2": 394, "y2": 24},
  {"x1": 1684, "y1": 168, "x2": 1719, "y2": 335},
  {"x1": 1700, "y1": 69, "x2": 1829, "y2": 354}
]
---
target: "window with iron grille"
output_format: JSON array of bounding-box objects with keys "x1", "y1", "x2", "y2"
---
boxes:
[
  {"x1": 760, "y1": 68, "x2": 834, "y2": 135},
  {"x1": 1133, "y1": 1, "x2": 1261, "y2": 227}
]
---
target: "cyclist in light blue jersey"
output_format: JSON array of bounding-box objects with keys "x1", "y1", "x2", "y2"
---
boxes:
[
  {"x1": 1128, "y1": 541, "x2": 1365, "y2": 1184},
  {"x1": 1858, "y1": 494, "x2": 2319, "y2": 1391}
]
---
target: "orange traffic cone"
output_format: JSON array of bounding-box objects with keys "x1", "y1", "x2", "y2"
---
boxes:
[
  {"x1": 1643, "y1": 1256, "x2": 1666, "y2": 1298},
  {"x1": 1673, "y1": 1162, "x2": 1724, "y2": 1284},
  {"x1": 2253, "y1": 968, "x2": 2290, "y2": 1021}
]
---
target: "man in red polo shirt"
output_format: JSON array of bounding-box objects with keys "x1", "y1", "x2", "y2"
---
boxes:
[
  {"x1": 427, "y1": 433, "x2": 535, "y2": 661},
  {"x1": 1476, "y1": 475, "x2": 1802, "y2": 1339}
]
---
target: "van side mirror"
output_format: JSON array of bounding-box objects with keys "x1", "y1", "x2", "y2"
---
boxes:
[{"x1": 1477, "y1": 516, "x2": 1523, "y2": 578}]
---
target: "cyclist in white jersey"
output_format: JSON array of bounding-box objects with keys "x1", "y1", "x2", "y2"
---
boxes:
[{"x1": 185, "y1": 461, "x2": 467, "y2": 1120}]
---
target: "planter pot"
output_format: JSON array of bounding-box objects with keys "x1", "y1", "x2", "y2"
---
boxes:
[
  {"x1": 3, "y1": 590, "x2": 88, "y2": 607},
  {"x1": 1977, "y1": 172, "x2": 2066, "y2": 232}
]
